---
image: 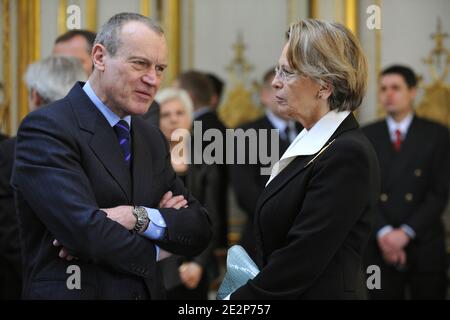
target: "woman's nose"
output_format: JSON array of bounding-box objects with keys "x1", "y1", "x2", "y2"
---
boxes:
[{"x1": 272, "y1": 76, "x2": 283, "y2": 90}]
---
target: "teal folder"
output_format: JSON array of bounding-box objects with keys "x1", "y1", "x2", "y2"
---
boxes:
[{"x1": 217, "y1": 245, "x2": 260, "y2": 299}]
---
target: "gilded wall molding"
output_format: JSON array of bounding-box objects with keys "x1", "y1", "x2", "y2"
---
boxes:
[
  {"x1": 17, "y1": 0, "x2": 40, "y2": 124},
  {"x1": 86, "y1": 0, "x2": 97, "y2": 31},
  {"x1": 164, "y1": 0, "x2": 180, "y2": 85},
  {"x1": 187, "y1": 0, "x2": 194, "y2": 69},
  {"x1": 309, "y1": 0, "x2": 319, "y2": 18},
  {"x1": 375, "y1": 0, "x2": 383, "y2": 117},
  {"x1": 58, "y1": 0, "x2": 67, "y2": 35},
  {"x1": 0, "y1": 0, "x2": 11, "y2": 134},
  {"x1": 344, "y1": 0, "x2": 358, "y2": 38},
  {"x1": 140, "y1": 0, "x2": 152, "y2": 17}
]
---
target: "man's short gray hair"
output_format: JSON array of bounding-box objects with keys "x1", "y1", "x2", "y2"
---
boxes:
[
  {"x1": 95, "y1": 12, "x2": 164, "y2": 56},
  {"x1": 24, "y1": 55, "x2": 87, "y2": 105}
]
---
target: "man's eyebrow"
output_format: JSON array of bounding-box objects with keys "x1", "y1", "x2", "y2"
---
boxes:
[
  {"x1": 127, "y1": 56, "x2": 167, "y2": 67},
  {"x1": 128, "y1": 56, "x2": 150, "y2": 62}
]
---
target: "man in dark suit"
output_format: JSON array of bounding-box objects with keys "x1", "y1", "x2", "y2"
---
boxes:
[
  {"x1": 363, "y1": 65, "x2": 450, "y2": 299},
  {"x1": 206, "y1": 73, "x2": 224, "y2": 111},
  {"x1": 177, "y1": 71, "x2": 229, "y2": 250},
  {"x1": 0, "y1": 137, "x2": 21, "y2": 299},
  {"x1": 0, "y1": 55, "x2": 87, "y2": 300},
  {"x1": 142, "y1": 101, "x2": 160, "y2": 127},
  {"x1": 53, "y1": 29, "x2": 96, "y2": 77},
  {"x1": 12, "y1": 13, "x2": 211, "y2": 300},
  {"x1": 230, "y1": 69, "x2": 300, "y2": 259}
]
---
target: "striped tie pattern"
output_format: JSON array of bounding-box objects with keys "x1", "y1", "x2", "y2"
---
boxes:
[{"x1": 114, "y1": 120, "x2": 131, "y2": 167}]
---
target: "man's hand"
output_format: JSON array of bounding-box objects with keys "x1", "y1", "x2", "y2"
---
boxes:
[
  {"x1": 378, "y1": 229, "x2": 410, "y2": 267},
  {"x1": 179, "y1": 262, "x2": 203, "y2": 289},
  {"x1": 98, "y1": 192, "x2": 188, "y2": 230},
  {"x1": 378, "y1": 229, "x2": 410, "y2": 253},
  {"x1": 102, "y1": 205, "x2": 136, "y2": 230},
  {"x1": 53, "y1": 239, "x2": 77, "y2": 261},
  {"x1": 381, "y1": 248, "x2": 407, "y2": 266},
  {"x1": 54, "y1": 192, "x2": 187, "y2": 260},
  {"x1": 158, "y1": 191, "x2": 188, "y2": 209}
]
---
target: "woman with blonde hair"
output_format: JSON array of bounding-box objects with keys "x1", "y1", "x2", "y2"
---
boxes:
[{"x1": 226, "y1": 19, "x2": 380, "y2": 300}]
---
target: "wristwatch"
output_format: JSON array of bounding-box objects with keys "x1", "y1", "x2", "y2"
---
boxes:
[{"x1": 132, "y1": 206, "x2": 149, "y2": 233}]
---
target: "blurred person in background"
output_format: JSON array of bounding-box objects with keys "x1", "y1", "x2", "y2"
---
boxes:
[
  {"x1": 0, "y1": 55, "x2": 87, "y2": 299},
  {"x1": 177, "y1": 71, "x2": 229, "y2": 250},
  {"x1": 53, "y1": 29, "x2": 96, "y2": 76},
  {"x1": 157, "y1": 87, "x2": 220, "y2": 299},
  {"x1": 206, "y1": 73, "x2": 225, "y2": 111},
  {"x1": 363, "y1": 65, "x2": 450, "y2": 300}
]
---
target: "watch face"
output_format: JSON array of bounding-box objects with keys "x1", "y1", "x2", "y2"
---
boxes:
[{"x1": 134, "y1": 207, "x2": 148, "y2": 232}]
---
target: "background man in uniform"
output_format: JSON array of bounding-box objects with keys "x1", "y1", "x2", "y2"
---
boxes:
[{"x1": 363, "y1": 65, "x2": 450, "y2": 300}]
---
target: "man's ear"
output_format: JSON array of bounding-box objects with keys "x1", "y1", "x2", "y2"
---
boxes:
[
  {"x1": 92, "y1": 43, "x2": 107, "y2": 71},
  {"x1": 29, "y1": 89, "x2": 41, "y2": 111},
  {"x1": 409, "y1": 86, "x2": 417, "y2": 101}
]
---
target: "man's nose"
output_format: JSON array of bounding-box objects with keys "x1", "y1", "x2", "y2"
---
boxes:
[
  {"x1": 142, "y1": 69, "x2": 159, "y2": 86},
  {"x1": 384, "y1": 90, "x2": 394, "y2": 99}
]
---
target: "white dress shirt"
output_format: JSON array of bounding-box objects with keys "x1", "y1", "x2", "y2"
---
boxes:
[
  {"x1": 266, "y1": 110, "x2": 351, "y2": 186},
  {"x1": 265, "y1": 110, "x2": 298, "y2": 143},
  {"x1": 386, "y1": 112, "x2": 414, "y2": 143}
]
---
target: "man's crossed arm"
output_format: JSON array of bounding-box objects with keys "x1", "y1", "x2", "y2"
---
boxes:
[{"x1": 53, "y1": 191, "x2": 188, "y2": 261}]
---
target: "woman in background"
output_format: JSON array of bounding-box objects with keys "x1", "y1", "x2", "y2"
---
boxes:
[{"x1": 156, "y1": 88, "x2": 220, "y2": 299}]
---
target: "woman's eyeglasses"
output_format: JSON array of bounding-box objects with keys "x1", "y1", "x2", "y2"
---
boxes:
[{"x1": 274, "y1": 65, "x2": 302, "y2": 82}]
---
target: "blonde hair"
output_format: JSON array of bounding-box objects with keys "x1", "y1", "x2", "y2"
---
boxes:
[
  {"x1": 286, "y1": 19, "x2": 368, "y2": 111},
  {"x1": 155, "y1": 88, "x2": 194, "y2": 122}
]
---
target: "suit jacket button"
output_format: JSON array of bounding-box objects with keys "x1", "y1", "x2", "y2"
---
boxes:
[
  {"x1": 414, "y1": 169, "x2": 422, "y2": 177},
  {"x1": 380, "y1": 193, "x2": 388, "y2": 202},
  {"x1": 405, "y1": 193, "x2": 413, "y2": 202}
]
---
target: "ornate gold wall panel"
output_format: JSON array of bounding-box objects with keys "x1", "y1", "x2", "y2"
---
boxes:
[
  {"x1": 0, "y1": 0, "x2": 11, "y2": 134},
  {"x1": 164, "y1": 0, "x2": 180, "y2": 85},
  {"x1": 86, "y1": 0, "x2": 97, "y2": 31},
  {"x1": 309, "y1": 0, "x2": 319, "y2": 18},
  {"x1": 58, "y1": 0, "x2": 67, "y2": 35},
  {"x1": 416, "y1": 19, "x2": 450, "y2": 129},
  {"x1": 344, "y1": 0, "x2": 358, "y2": 38},
  {"x1": 17, "y1": 0, "x2": 40, "y2": 124}
]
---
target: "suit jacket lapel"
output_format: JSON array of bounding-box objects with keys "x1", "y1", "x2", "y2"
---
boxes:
[
  {"x1": 255, "y1": 113, "x2": 359, "y2": 216},
  {"x1": 131, "y1": 118, "x2": 154, "y2": 205},
  {"x1": 69, "y1": 82, "x2": 132, "y2": 202},
  {"x1": 255, "y1": 155, "x2": 313, "y2": 215}
]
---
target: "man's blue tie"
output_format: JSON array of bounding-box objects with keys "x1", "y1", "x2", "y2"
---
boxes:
[{"x1": 114, "y1": 120, "x2": 131, "y2": 167}]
